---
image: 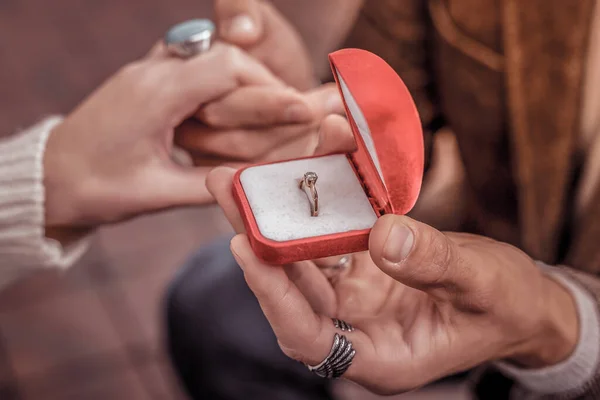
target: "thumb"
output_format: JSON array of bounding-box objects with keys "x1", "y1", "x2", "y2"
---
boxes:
[
  {"x1": 214, "y1": 0, "x2": 263, "y2": 45},
  {"x1": 305, "y1": 83, "x2": 345, "y2": 119},
  {"x1": 313, "y1": 114, "x2": 357, "y2": 156},
  {"x1": 369, "y1": 214, "x2": 479, "y2": 302}
]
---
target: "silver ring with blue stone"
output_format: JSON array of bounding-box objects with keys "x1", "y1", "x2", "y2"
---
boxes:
[{"x1": 165, "y1": 19, "x2": 216, "y2": 58}]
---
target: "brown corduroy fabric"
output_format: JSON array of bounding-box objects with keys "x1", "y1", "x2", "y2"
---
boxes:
[{"x1": 345, "y1": 1, "x2": 600, "y2": 398}]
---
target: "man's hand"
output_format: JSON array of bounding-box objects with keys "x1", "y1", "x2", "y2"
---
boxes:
[
  {"x1": 175, "y1": 82, "x2": 344, "y2": 165},
  {"x1": 43, "y1": 42, "x2": 314, "y2": 230},
  {"x1": 214, "y1": 0, "x2": 316, "y2": 90},
  {"x1": 203, "y1": 117, "x2": 580, "y2": 394}
]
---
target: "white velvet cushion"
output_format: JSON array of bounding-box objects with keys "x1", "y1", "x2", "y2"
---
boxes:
[{"x1": 239, "y1": 154, "x2": 377, "y2": 242}]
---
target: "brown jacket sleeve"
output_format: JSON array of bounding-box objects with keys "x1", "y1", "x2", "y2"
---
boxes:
[
  {"x1": 345, "y1": 2, "x2": 600, "y2": 399},
  {"x1": 472, "y1": 267, "x2": 600, "y2": 399}
]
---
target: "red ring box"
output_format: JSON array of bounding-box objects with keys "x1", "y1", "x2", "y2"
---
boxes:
[{"x1": 232, "y1": 49, "x2": 424, "y2": 265}]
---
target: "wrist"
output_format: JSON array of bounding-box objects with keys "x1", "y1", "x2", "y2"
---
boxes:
[
  {"x1": 45, "y1": 226, "x2": 93, "y2": 247},
  {"x1": 43, "y1": 120, "x2": 85, "y2": 228},
  {"x1": 508, "y1": 274, "x2": 579, "y2": 368}
]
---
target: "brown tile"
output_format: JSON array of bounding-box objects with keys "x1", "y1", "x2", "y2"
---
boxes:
[
  {"x1": 0, "y1": 289, "x2": 124, "y2": 379},
  {"x1": 0, "y1": 1, "x2": 236, "y2": 398},
  {"x1": 97, "y1": 206, "x2": 232, "y2": 279},
  {"x1": 94, "y1": 207, "x2": 232, "y2": 351},
  {"x1": 17, "y1": 353, "x2": 148, "y2": 400},
  {"x1": 0, "y1": 271, "x2": 78, "y2": 314},
  {"x1": 0, "y1": 0, "x2": 213, "y2": 136},
  {"x1": 96, "y1": 263, "x2": 176, "y2": 352},
  {"x1": 0, "y1": 339, "x2": 17, "y2": 386},
  {"x1": 0, "y1": 240, "x2": 111, "y2": 314}
]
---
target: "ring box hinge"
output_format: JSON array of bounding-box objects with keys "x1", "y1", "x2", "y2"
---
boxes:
[{"x1": 346, "y1": 153, "x2": 389, "y2": 217}]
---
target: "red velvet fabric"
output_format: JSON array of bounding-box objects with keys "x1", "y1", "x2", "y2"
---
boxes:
[
  {"x1": 329, "y1": 49, "x2": 424, "y2": 215},
  {"x1": 232, "y1": 49, "x2": 424, "y2": 264},
  {"x1": 233, "y1": 165, "x2": 370, "y2": 264}
]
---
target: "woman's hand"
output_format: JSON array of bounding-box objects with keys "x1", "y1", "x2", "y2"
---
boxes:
[
  {"x1": 43, "y1": 41, "x2": 315, "y2": 230},
  {"x1": 205, "y1": 118, "x2": 579, "y2": 395}
]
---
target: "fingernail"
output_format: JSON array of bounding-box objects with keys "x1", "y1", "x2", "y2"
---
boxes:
[
  {"x1": 284, "y1": 103, "x2": 312, "y2": 123},
  {"x1": 227, "y1": 15, "x2": 256, "y2": 38},
  {"x1": 326, "y1": 93, "x2": 344, "y2": 115},
  {"x1": 382, "y1": 222, "x2": 414, "y2": 264}
]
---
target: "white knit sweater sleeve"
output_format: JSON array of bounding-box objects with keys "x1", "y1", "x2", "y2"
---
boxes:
[{"x1": 0, "y1": 117, "x2": 90, "y2": 289}]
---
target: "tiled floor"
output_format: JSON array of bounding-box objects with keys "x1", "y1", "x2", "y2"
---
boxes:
[
  {"x1": 0, "y1": 1, "x2": 468, "y2": 399},
  {"x1": 0, "y1": 206, "x2": 233, "y2": 399},
  {"x1": 0, "y1": 0, "x2": 214, "y2": 137}
]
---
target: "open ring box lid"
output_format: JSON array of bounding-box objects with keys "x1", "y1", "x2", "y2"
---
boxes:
[{"x1": 232, "y1": 48, "x2": 424, "y2": 264}]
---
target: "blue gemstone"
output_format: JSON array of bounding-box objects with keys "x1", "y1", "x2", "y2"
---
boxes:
[{"x1": 165, "y1": 19, "x2": 215, "y2": 44}]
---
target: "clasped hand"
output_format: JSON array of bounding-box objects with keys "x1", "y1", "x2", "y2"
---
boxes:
[{"x1": 43, "y1": 0, "x2": 345, "y2": 233}]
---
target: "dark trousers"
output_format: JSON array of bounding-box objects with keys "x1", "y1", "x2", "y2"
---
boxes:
[{"x1": 165, "y1": 238, "x2": 334, "y2": 400}]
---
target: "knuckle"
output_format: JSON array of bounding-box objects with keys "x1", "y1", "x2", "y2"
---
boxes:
[
  {"x1": 115, "y1": 62, "x2": 174, "y2": 119},
  {"x1": 126, "y1": 64, "x2": 163, "y2": 96},
  {"x1": 117, "y1": 61, "x2": 143, "y2": 77},
  {"x1": 220, "y1": 44, "x2": 244, "y2": 75},
  {"x1": 456, "y1": 244, "x2": 508, "y2": 312},
  {"x1": 426, "y1": 234, "x2": 455, "y2": 287},
  {"x1": 467, "y1": 285, "x2": 498, "y2": 312},
  {"x1": 454, "y1": 268, "x2": 498, "y2": 311}
]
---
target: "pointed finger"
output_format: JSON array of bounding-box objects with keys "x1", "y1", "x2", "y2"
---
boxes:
[
  {"x1": 284, "y1": 261, "x2": 337, "y2": 316},
  {"x1": 175, "y1": 119, "x2": 313, "y2": 161},
  {"x1": 313, "y1": 114, "x2": 356, "y2": 156},
  {"x1": 197, "y1": 86, "x2": 313, "y2": 128}
]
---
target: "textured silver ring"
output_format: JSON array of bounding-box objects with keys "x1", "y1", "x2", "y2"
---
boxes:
[
  {"x1": 307, "y1": 333, "x2": 355, "y2": 379},
  {"x1": 332, "y1": 318, "x2": 355, "y2": 332},
  {"x1": 165, "y1": 19, "x2": 216, "y2": 58}
]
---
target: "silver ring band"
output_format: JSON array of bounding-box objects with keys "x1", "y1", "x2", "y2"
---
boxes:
[
  {"x1": 307, "y1": 333, "x2": 355, "y2": 379},
  {"x1": 332, "y1": 318, "x2": 355, "y2": 332}
]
